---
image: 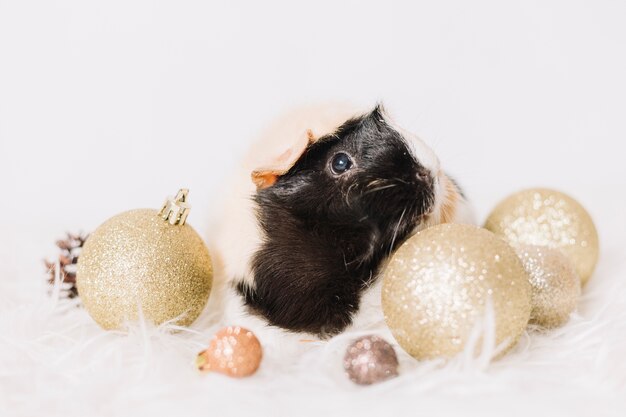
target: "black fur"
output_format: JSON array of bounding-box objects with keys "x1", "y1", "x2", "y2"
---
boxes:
[{"x1": 237, "y1": 106, "x2": 436, "y2": 336}]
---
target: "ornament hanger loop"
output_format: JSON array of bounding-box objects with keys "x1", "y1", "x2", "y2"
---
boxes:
[{"x1": 160, "y1": 188, "x2": 191, "y2": 225}]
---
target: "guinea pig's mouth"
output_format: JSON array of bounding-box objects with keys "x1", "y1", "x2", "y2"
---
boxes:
[{"x1": 417, "y1": 171, "x2": 460, "y2": 231}]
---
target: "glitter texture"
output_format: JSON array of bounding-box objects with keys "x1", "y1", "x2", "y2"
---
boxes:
[
  {"x1": 76, "y1": 209, "x2": 213, "y2": 330},
  {"x1": 484, "y1": 188, "x2": 599, "y2": 285},
  {"x1": 197, "y1": 326, "x2": 262, "y2": 377},
  {"x1": 516, "y1": 244, "x2": 581, "y2": 328},
  {"x1": 343, "y1": 335, "x2": 399, "y2": 385},
  {"x1": 382, "y1": 224, "x2": 531, "y2": 360}
]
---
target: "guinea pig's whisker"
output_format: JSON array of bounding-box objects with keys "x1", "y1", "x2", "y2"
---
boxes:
[
  {"x1": 363, "y1": 183, "x2": 397, "y2": 195},
  {"x1": 367, "y1": 179, "x2": 387, "y2": 187},
  {"x1": 392, "y1": 177, "x2": 410, "y2": 185},
  {"x1": 345, "y1": 182, "x2": 359, "y2": 208},
  {"x1": 388, "y1": 207, "x2": 407, "y2": 257},
  {"x1": 360, "y1": 280, "x2": 370, "y2": 290},
  {"x1": 360, "y1": 271, "x2": 375, "y2": 290},
  {"x1": 365, "y1": 178, "x2": 394, "y2": 190}
]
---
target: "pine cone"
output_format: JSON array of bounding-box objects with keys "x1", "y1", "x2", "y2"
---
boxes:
[{"x1": 45, "y1": 232, "x2": 88, "y2": 299}]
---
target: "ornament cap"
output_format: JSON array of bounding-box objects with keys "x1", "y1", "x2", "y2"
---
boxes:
[
  {"x1": 196, "y1": 351, "x2": 208, "y2": 370},
  {"x1": 159, "y1": 189, "x2": 191, "y2": 225}
]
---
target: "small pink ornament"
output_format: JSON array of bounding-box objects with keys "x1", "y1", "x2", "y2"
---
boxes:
[{"x1": 343, "y1": 335, "x2": 399, "y2": 385}]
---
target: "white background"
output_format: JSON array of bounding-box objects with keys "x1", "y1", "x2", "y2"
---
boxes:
[
  {"x1": 1, "y1": 1, "x2": 625, "y2": 272},
  {"x1": 1, "y1": 1, "x2": 626, "y2": 415}
]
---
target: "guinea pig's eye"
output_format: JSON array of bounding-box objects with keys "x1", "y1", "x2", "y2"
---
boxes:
[{"x1": 330, "y1": 152, "x2": 353, "y2": 175}]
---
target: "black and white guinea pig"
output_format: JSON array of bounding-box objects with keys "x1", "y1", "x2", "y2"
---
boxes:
[{"x1": 208, "y1": 103, "x2": 474, "y2": 341}]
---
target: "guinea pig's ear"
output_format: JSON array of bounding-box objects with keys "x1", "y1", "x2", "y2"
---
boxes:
[{"x1": 251, "y1": 129, "x2": 316, "y2": 190}]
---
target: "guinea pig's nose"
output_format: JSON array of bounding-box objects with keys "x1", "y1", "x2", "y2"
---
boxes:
[{"x1": 416, "y1": 166, "x2": 433, "y2": 183}]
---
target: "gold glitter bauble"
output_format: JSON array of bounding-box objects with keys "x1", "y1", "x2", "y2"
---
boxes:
[
  {"x1": 516, "y1": 245, "x2": 581, "y2": 329},
  {"x1": 484, "y1": 188, "x2": 599, "y2": 285},
  {"x1": 77, "y1": 190, "x2": 213, "y2": 330},
  {"x1": 196, "y1": 326, "x2": 263, "y2": 377},
  {"x1": 343, "y1": 335, "x2": 399, "y2": 385},
  {"x1": 382, "y1": 224, "x2": 531, "y2": 360}
]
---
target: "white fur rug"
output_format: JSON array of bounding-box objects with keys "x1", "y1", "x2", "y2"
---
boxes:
[{"x1": 1, "y1": 187, "x2": 625, "y2": 417}]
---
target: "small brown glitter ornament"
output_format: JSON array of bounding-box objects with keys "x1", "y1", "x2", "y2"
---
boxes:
[
  {"x1": 516, "y1": 245, "x2": 581, "y2": 328},
  {"x1": 484, "y1": 188, "x2": 599, "y2": 285},
  {"x1": 76, "y1": 189, "x2": 213, "y2": 330},
  {"x1": 382, "y1": 224, "x2": 531, "y2": 360},
  {"x1": 197, "y1": 326, "x2": 263, "y2": 378},
  {"x1": 343, "y1": 335, "x2": 399, "y2": 385}
]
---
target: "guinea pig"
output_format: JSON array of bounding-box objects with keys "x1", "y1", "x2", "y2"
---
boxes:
[{"x1": 207, "y1": 103, "x2": 474, "y2": 340}]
